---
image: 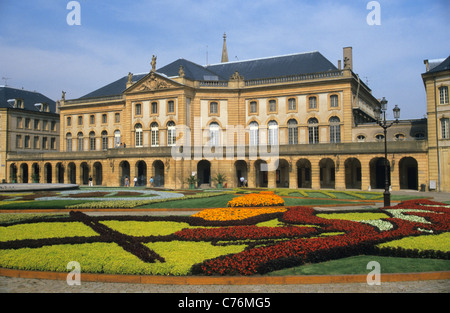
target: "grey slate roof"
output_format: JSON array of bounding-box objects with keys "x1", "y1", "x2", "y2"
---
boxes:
[
  {"x1": 79, "y1": 51, "x2": 338, "y2": 99},
  {"x1": 427, "y1": 56, "x2": 450, "y2": 73},
  {"x1": 0, "y1": 86, "x2": 57, "y2": 113}
]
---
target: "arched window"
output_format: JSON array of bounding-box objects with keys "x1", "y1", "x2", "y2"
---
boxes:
[
  {"x1": 167, "y1": 121, "x2": 176, "y2": 146},
  {"x1": 101, "y1": 131, "x2": 108, "y2": 150},
  {"x1": 329, "y1": 116, "x2": 341, "y2": 143},
  {"x1": 268, "y1": 120, "x2": 278, "y2": 146},
  {"x1": 249, "y1": 121, "x2": 259, "y2": 146},
  {"x1": 209, "y1": 122, "x2": 220, "y2": 147},
  {"x1": 135, "y1": 123, "x2": 143, "y2": 147},
  {"x1": 66, "y1": 133, "x2": 72, "y2": 152},
  {"x1": 77, "y1": 132, "x2": 84, "y2": 151},
  {"x1": 89, "y1": 131, "x2": 96, "y2": 151},
  {"x1": 151, "y1": 122, "x2": 159, "y2": 147},
  {"x1": 114, "y1": 130, "x2": 121, "y2": 147},
  {"x1": 287, "y1": 119, "x2": 298, "y2": 144},
  {"x1": 308, "y1": 118, "x2": 319, "y2": 144}
]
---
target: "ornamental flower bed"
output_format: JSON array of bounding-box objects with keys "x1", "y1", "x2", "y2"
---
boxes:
[
  {"x1": 227, "y1": 191, "x2": 284, "y2": 207},
  {"x1": 0, "y1": 199, "x2": 448, "y2": 276}
]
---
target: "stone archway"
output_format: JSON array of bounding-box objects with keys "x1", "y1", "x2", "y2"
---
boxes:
[
  {"x1": 370, "y1": 157, "x2": 390, "y2": 190},
  {"x1": 119, "y1": 161, "x2": 130, "y2": 186},
  {"x1": 197, "y1": 160, "x2": 211, "y2": 187},
  {"x1": 93, "y1": 162, "x2": 103, "y2": 186},
  {"x1": 234, "y1": 160, "x2": 248, "y2": 187},
  {"x1": 399, "y1": 157, "x2": 418, "y2": 190},
  {"x1": 254, "y1": 159, "x2": 268, "y2": 188},
  {"x1": 319, "y1": 158, "x2": 335, "y2": 189},
  {"x1": 152, "y1": 160, "x2": 165, "y2": 187},
  {"x1": 276, "y1": 159, "x2": 290, "y2": 188},
  {"x1": 136, "y1": 161, "x2": 147, "y2": 186},
  {"x1": 345, "y1": 158, "x2": 362, "y2": 189},
  {"x1": 297, "y1": 159, "x2": 311, "y2": 188}
]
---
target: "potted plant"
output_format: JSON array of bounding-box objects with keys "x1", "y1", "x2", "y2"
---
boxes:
[
  {"x1": 212, "y1": 173, "x2": 227, "y2": 189},
  {"x1": 186, "y1": 174, "x2": 199, "y2": 190}
]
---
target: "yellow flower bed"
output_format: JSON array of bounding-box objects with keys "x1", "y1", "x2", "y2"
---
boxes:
[
  {"x1": 193, "y1": 207, "x2": 287, "y2": 221},
  {"x1": 227, "y1": 191, "x2": 284, "y2": 207}
]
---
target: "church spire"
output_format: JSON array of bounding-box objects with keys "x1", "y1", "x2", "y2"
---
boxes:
[{"x1": 221, "y1": 33, "x2": 229, "y2": 63}]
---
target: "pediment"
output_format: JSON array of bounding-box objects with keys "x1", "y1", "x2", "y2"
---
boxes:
[{"x1": 125, "y1": 72, "x2": 181, "y2": 94}]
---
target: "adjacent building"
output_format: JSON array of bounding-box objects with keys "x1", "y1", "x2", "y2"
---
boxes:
[
  {"x1": 0, "y1": 86, "x2": 59, "y2": 183},
  {"x1": 422, "y1": 56, "x2": 450, "y2": 192}
]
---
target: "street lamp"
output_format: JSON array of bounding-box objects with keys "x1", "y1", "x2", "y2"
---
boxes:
[{"x1": 375, "y1": 98, "x2": 400, "y2": 207}]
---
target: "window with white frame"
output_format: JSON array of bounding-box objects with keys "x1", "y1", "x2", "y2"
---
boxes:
[
  {"x1": 66, "y1": 133, "x2": 72, "y2": 152},
  {"x1": 77, "y1": 132, "x2": 84, "y2": 151},
  {"x1": 210, "y1": 102, "x2": 218, "y2": 114},
  {"x1": 441, "y1": 118, "x2": 449, "y2": 139},
  {"x1": 89, "y1": 131, "x2": 96, "y2": 151},
  {"x1": 288, "y1": 98, "x2": 296, "y2": 111},
  {"x1": 167, "y1": 121, "x2": 176, "y2": 146},
  {"x1": 439, "y1": 86, "x2": 449, "y2": 105},
  {"x1": 101, "y1": 131, "x2": 108, "y2": 150},
  {"x1": 135, "y1": 124, "x2": 143, "y2": 147},
  {"x1": 268, "y1": 120, "x2": 278, "y2": 146},
  {"x1": 209, "y1": 122, "x2": 220, "y2": 147},
  {"x1": 151, "y1": 122, "x2": 159, "y2": 147},
  {"x1": 308, "y1": 118, "x2": 319, "y2": 144},
  {"x1": 329, "y1": 116, "x2": 341, "y2": 143},
  {"x1": 114, "y1": 130, "x2": 121, "y2": 147},
  {"x1": 288, "y1": 119, "x2": 298, "y2": 144},
  {"x1": 309, "y1": 96, "x2": 317, "y2": 109},
  {"x1": 249, "y1": 121, "x2": 259, "y2": 146}
]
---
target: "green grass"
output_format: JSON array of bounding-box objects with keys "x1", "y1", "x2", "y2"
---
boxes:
[
  {"x1": 0, "y1": 200, "x2": 90, "y2": 210},
  {"x1": 266, "y1": 255, "x2": 450, "y2": 276},
  {"x1": 136, "y1": 194, "x2": 236, "y2": 209}
]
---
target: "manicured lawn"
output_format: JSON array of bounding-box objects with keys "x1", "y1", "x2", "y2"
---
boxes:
[{"x1": 267, "y1": 255, "x2": 450, "y2": 276}]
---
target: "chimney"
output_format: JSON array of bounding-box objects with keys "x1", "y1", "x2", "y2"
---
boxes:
[
  {"x1": 338, "y1": 60, "x2": 342, "y2": 70},
  {"x1": 424, "y1": 59, "x2": 430, "y2": 72},
  {"x1": 343, "y1": 47, "x2": 353, "y2": 71}
]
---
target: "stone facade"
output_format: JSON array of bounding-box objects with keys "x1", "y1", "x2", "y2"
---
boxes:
[{"x1": 4, "y1": 48, "x2": 435, "y2": 192}]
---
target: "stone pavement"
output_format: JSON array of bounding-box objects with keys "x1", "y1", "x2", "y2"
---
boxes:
[
  {"x1": 0, "y1": 189, "x2": 449, "y2": 293},
  {"x1": 0, "y1": 276, "x2": 449, "y2": 293}
]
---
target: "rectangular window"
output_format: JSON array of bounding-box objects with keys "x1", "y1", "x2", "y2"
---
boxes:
[
  {"x1": 16, "y1": 135, "x2": 22, "y2": 148},
  {"x1": 249, "y1": 101, "x2": 257, "y2": 114},
  {"x1": 309, "y1": 96, "x2": 317, "y2": 109},
  {"x1": 34, "y1": 119, "x2": 40, "y2": 130},
  {"x1": 25, "y1": 136, "x2": 30, "y2": 148},
  {"x1": 115, "y1": 113, "x2": 120, "y2": 123},
  {"x1": 78, "y1": 116, "x2": 83, "y2": 126},
  {"x1": 51, "y1": 121, "x2": 56, "y2": 131},
  {"x1": 210, "y1": 102, "x2": 218, "y2": 114},
  {"x1": 288, "y1": 127, "x2": 298, "y2": 144},
  {"x1": 90, "y1": 115, "x2": 95, "y2": 125},
  {"x1": 440, "y1": 86, "x2": 449, "y2": 105},
  {"x1": 33, "y1": 136, "x2": 39, "y2": 149},
  {"x1": 135, "y1": 103, "x2": 142, "y2": 115},
  {"x1": 51, "y1": 137, "x2": 56, "y2": 150},
  {"x1": 309, "y1": 126, "x2": 319, "y2": 144},
  {"x1": 168, "y1": 100, "x2": 175, "y2": 113},
  {"x1": 151, "y1": 102, "x2": 158, "y2": 114},
  {"x1": 67, "y1": 117, "x2": 72, "y2": 126},
  {"x1": 16, "y1": 117, "x2": 22, "y2": 128},
  {"x1": 442, "y1": 118, "x2": 450, "y2": 139},
  {"x1": 288, "y1": 98, "x2": 296, "y2": 111},
  {"x1": 102, "y1": 114, "x2": 107, "y2": 124},
  {"x1": 25, "y1": 118, "x2": 31, "y2": 129},
  {"x1": 330, "y1": 95, "x2": 339, "y2": 107},
  {"x1": 268, "y1": 100, "x2": 277, "y2": 113},
  {"x1": 42, "y1": 137, "x2": 48, "y2": 150},
  {"x1": 43, "y1": 120, "x2": 48, "y2": 131}
]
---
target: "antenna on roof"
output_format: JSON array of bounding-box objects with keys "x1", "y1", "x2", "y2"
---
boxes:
[{"x1": 2, "y1": 77, "x2": 11, "y2": 86}]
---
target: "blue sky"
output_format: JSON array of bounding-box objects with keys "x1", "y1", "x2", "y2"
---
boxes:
[{"x1": 0, "y1": 0, "x2": 449, "y2": 119}]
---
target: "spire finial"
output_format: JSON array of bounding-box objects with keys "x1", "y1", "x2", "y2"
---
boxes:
[{"x1": 221, "y1": 33, "x2": 229, "y2": 63}]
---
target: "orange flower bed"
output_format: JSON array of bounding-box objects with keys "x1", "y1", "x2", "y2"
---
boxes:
[
  {"x1": 227, "y1": 191, "x2": 285, "y2": 208},
  {"x1": 192, "y1": 207, "x2": 287, "y2": 221}
]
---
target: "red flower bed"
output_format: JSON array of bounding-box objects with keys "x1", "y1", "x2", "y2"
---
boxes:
[{"x1": 192, "y1": 200, "x2": 450, "y2": 275}]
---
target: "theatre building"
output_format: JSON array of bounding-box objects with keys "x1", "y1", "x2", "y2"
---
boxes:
[{"x1": 4, "y1": 43, "x2": 431, "y2": 191}]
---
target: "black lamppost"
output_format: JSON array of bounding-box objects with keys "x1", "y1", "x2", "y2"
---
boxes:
[{"x1": 374, "y1": 97, "x2": 400, "y2": 207}]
